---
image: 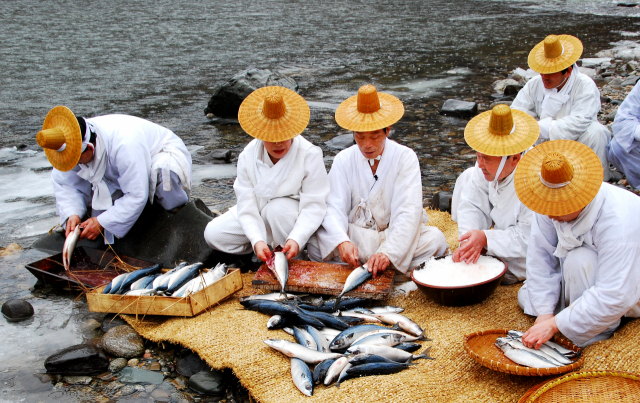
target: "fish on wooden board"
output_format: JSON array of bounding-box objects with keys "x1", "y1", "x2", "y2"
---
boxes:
[
  {"x1": 266, "y1": 245, "x2": 289, "y2": 296},
  {"x1": 334, "y1": 265, "x2": 372, "y2": 310},
  {"x1": 117, "y1": 264, "x2": 163, "y2": 294},
  {"x1": 62, "y1": 224, "x2": 81, "y2": 271}
]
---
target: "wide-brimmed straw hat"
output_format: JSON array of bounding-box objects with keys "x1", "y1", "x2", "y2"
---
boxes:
[
  {"x1": 237, "y1": 86, "x2": 310, "y2": 142},
  {"x1": 464, "y1": 104, "x2": 539, "y2": 156},
  {"x1": 528, "y1": 34, "x2": 583, "y2": 74},
  {"x1": 335, "y1": 84, "x2": 404, "y2": 132},
  {"x1": 36, "y1": 106, "x2": 82, "y2": 172},
  {"x1": 514, "y1": 140, "x2": 603, "y2": 216}
]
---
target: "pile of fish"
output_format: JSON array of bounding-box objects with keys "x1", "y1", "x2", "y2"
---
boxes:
[
  {"x1": 239, "y1": 293, "x2": 433, "y2": 396},
  {"x1": 101, "y1": 262, "x2": 229, "y2": 298},
  {"x1": 494, "y1": 330, "x2": 580, "y2": 369}
]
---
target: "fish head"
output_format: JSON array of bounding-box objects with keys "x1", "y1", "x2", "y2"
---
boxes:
[
  {"x1": 346, "y1": 346, "x2": 361, "y2": 355},
  {"x1": 263, "y1": 339, "x2": 284, "y2": 349},
  {"x1": 331, "y1": 332, "x2": 354, "y2": 349},
  {"x1": 267, "y1": 315, "x2": 283, "y2": 329}
]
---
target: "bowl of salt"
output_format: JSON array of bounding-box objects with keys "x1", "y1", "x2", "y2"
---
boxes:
[{"x1": 411, "y1": 255, "x2": 507, "y2": 306}]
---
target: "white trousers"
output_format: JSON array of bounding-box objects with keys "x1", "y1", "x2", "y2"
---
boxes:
[
  {"x1": 306, "y1": 224, "x2": 448, "y2": 275},
  {"x1": 518, "y1": 246, "x2": 640, "y2": 347},
  {"x1": 607, "y1": 136, "x2": 640, "y2": 189},
  {"x1": 203, "y1": 197, "x2": 300, "y2": 254}
]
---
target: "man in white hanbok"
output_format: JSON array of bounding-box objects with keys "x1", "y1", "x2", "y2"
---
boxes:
[
  {"x1": 36, "y1": 106, "x2": 192, "y2": 244},
  {"x1": 451, "y1": 104, "x2": 539, "y2": 284},
  {"x1": 204, "y1": 87, "x2": 329, "y2": 262},
  {"x1": 514, "y1": 140, "x2": 640, "y2": 348},
  {"x1": 511, "y1": 34, "x2": 610, "y2": 181},
  {"x1": 608, "y1": 81, "x2": 640, "y2": 188},
  {"x1": 309, "y1": 85, "x2": 448, "y2": 277}
]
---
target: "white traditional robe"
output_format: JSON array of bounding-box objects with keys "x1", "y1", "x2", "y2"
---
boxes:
[
  {"x1": 315, "y1": 139, "x2": 448, "y2": 274},
  {"x1": 511, "y1": 70, "x2": 611, "y2": 180},
  {"x1": 204, "y1": 136, "x2": 329, "y2": 252},
  {"x1": 608, "y1": 81, "x2": 640, "y2": 188},
  {"x1": 454, "y1": 166, "x2": 532, "y2": 282},
  {"x1": 52, "y1": 115, "x2": 192, "y2": 241},
  {"x1": 519, "y1": 183, "x2": 640, "y2": 346}
]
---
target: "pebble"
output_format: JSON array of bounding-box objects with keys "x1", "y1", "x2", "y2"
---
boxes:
[
  {"x1": 128, "y1": 358, "x2": 140, "y2": 367},
  {"x1": 102, "y1": 325, "x2": 145, "y2": 358},
  {"x1": 109, "y1": 358, "x2": 128, "y2": 373},
  {"x1": 1, "y1": 299, "x2": 34, "y2": 322},
  {"x1": 62, "y1": 375, "x2": 93, "y2": 385},
  {"x1": 119, "y1": 384, "x2": 136, "y2": 396},
  {"x1": 143, "y1": 353, "x2": 152, "y2": 359},
  {"x1": 151, "y1": 389, "x2": 172, "y2": 402},
  {"x1": 106, "y1": 381, "x2": 125, "y2": 392},
  {"x1": 97, "y1": 372, "x2": 115, "y2": 381},
  {"x1": 150, "y1": 362, "x2": 161, "y2": 371},
  {"x1": 81, "y1": 318, "x2": 102, "y2": 331}
]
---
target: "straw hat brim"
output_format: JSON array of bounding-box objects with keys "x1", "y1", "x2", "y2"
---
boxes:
[
  {"x1": 528, "y1": 35, "x2": 583, "y2": 74},
  {"x1": 238, "y1": 86, "x2": 310, "y2": 142},
  {"x1": 464, "y1": 109, "x2": 539, "y2": 156},
  {"x1": 335, "y1": 92, "x2": 404, "y2": 132},
  {"x1": 42, "y1": 106, "x2": 82, "y2": 172},
  {"x1": 514, "y1": 140, "x2": 603, "y2": 216}
]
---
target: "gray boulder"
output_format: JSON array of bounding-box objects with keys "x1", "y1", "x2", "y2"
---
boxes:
[
  {"x1": 578, "y1": 67, "x2": 598, "y2": 80},
  {"x1": 176, "y1": 352, "x2": 210, "y2": 377},
  {"x1": 622, "y1": 75, "x2": 640, "y2": 87},
  {"x1": 188, "y1": 370, "x2": 225, "y2": 397},
  {"x1": 194, "y1": 149, "x2": 232, "y2": 164},
  {"x1": 504, "y1": 84, "x2": 523, "y2": 96},
  {"x1": 440, "y1": 100, "x2": 478, "y2": 117},
  {"x1": 44, "y1": 344, "x2": 109, "y2": 375},
  {"x1": 204, "y1": 68, "x2": 298, "y2": 118},
  {"x1": 493, "y1": 78, "x2": 519, "y2": 94},
  {"x1": 430, "y1": 191, "x2": 453, "y2": 213},
  {"x1": 117, "y1": 367, "x2": 164, "y2": 385},
  {"x1": 1, "y1": 299, "x2": 34, "y2": 322},
  {"x1": 325, "y1": 133, "x2": 355, "y2": 150},
  {"x1": 102, "y1": 325, "x2": 145, "y2": 359}
]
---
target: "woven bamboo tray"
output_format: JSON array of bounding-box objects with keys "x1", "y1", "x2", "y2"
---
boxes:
[
  {"x1": 463, "y1": 328, "x2": 583, "y2": 376},
  {"x1": 518, "y1": 370, "x2": 640, "y2": 402}
]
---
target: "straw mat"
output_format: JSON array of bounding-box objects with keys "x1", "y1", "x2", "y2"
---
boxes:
[{"x1": 123, "y1": 210, "x2": 640, "y2": 403}]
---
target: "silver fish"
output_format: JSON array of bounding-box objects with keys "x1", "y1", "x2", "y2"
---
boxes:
[
  {"x1": 293, "y1": 327, "x2": 317, "y2": 351},
  {"x1": 346, "y1": 344, "x2": 433, "y2": 363},
  {"x1": 508, "y1": 330, "x2": 578, "y2": 359},
  {"x1": 240, "y1": 292, "x2": 299, "y2": 303},
  {"x1": 495, "y1": 339, "x2": 559, "y2": 368},
  {"x1": 130, "y1": 274, "x2": 160, "y2": 291},
  {"x1": 334, "y1": 264, "x2": 372, "y2": 309},
  {"x1": 152, "y1": 262, "x2": 188, "y2": 290},
  {"x1": 351, "y1": 333, "x2": 405, "y2": 348},
  {"x1": 165, "y1": 262, "x2": 203, "y2": 293},
  {"x1": 106, "y1": 272, "x2": 130, "y2": 295},
  {"x1": 333, "y1": 311, "x2": 382, "y2": 324},
  {"x1": 317, "y1": 327, "x2": 342, "y2": 343},
  {"x1": 291, "y1": 358, "x2": 313, "y2": 396},
  {"x1": 124, "y1": 289, "x2": 155, "y2": 296},
  {"x1": 62, "y1": 224, "x2": 81, "y2": 271},
  {"x1": 266, "y1": 246, "x2": 289, "y2": 296},
  {"x1": 371, "y1": 312, "x2": 426, "y2": 338},
  {"x1": 263, "y1": 339, "x2": 343, "y2": 365},
  {"x1": 351, "y1": 329, "x2": 427, "y2": 345},
  {"x1": 496, "y1": 337, "x2": 566, "y2": 366},
  {"x1": 370, "y1": 306, "x2": 405, "y2": 314},
  {"x1": 335, "y1": 363, "x2": 352, "y2": 388},
  {"x1": 306, "y1": 325, "x2": 330, "y2": 353},
  {"x1": 324, "y1": 356, "x2": 349, "y2": 386}
]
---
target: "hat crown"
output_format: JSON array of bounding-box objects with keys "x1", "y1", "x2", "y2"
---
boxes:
[
  {"x1": 543, "y1": 35, "x2": 563, "y2": 59},
  {"x1": 541, "y1": 152, "x2": 574, "y2": 184},
  {"x1": 488, "y1": 104, "x2": 514, "y2": 136},
  {"x1": 37, "y1": 127, "x2": 66, "y2": 150},
  {"x1": 356, "y1": 85, "x2": 381, "y2": 114},
  {"x1": 262, "y1": 92, "x2": 287, "y2": 120}
]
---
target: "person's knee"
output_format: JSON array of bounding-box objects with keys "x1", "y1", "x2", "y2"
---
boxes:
[
  {"x1": 261, "y1": 199, "x2": 299, "y2": 229},
  {"x1": 517, "y1": 282, "x2": 528, "y2": 311},
  {"x1": 563, "y1": 247, "x2": 598, "y2": 285},
  {"x1": 204, "y1": 218, "x2": 223, "y2": 249}
]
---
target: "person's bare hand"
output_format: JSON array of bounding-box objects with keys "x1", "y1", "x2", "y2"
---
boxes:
[
  {"x1": 282, "y1": 239, "x2": 299, "y2": 260},
  {"x1": 254, "y1": 241, "x2": 272, "y2": 262},
  {"x1": 80, "y1": 217, "x2": 103, "y2": 240},
  {"x1": 366, "y1": 253, "x2": 390, "y2": 278},
  {"x1": 453, "y1": 230, "x2": 487, "y2": 264},
  {"x1": 522, "y1": 315, "x2": 558, "y2": 349},
  {"x1": 338, "y1": 241, "x2": 359, "y2": 268},
  {"x1": 66, "y1": 215, "x2": 82, "y2": 237}
]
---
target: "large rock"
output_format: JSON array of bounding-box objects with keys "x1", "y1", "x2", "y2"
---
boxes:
[
  {"x1": 102, "y1": 325, "x2": 145, "y2": 358},
  {"x1": 204, "y1": 68, "x2": 298, "y2": 118},
  {"x1": 503, "y1": 84, "x2": 523, "y2": 96},
  {"x1": 44, "y1": 344, "x2": 109, "y2": 375},
  {"x1": 440, "y1": 100, "x2": 478, "y2": 117},
  {"x1": 579, "y1": 67, "x2": 598, "y2": 80},
  {"x1": 493, "y1": 78, "x2": 519, "y2": 94},
  {"x1": 31, "y1": 199, "x2": 217, "y2": 269},
  {"x1": 188, "y1": 370, "x2": 225, "y2": 397},
  {"x1": 194, "y1": 149, "x2": 232, "y2": 164},
  {"x1": 176, "y1": 352, "x2": 210, "y2": 377},
  {"x1": 1, "y1": 299, "x2": 34, "y2": 322},
  {"x1": 580, "y1": 57, "x2": 612, "y2": 69},
  {"x1": 325, "y1": 133, "x2": 355, "y2": 150},
  {"x1": 622, "y1": 75, "x2": 640, "y2": 87}
]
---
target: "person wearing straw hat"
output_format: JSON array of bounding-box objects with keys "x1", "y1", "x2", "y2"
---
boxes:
[
  {"x1": 450, "y1": 104, "x2": 539, "y2": 284},
  {"x1": 607, "y1": 81, "x2": 640, "y2": 189},
  {"x1": 515, "y1": 140, "x2": 640, "y2": 348},
  {"x1": 511, "y1": 34, "x2": 611, "y2": 181},
  {"x1": 203, "y1": 86, "x2": 329, "y2": 262},
  {"x1": 309, "y1": 85, "x2": 448, "y2": 277},
  {"x1": 38, "y1": 106, "x2": 192, "y2": 244}
]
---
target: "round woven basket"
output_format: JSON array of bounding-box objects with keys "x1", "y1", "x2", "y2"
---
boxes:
[
  {"x1": 518, "y1": 370, "x2": 640, "y2": 402},
  {"x1": 463, "y1": 328, "x2": 583, "y2": 376}
]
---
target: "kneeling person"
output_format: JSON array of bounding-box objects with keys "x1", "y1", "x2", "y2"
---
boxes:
[
  {"x1": 310, "y1": 85, "x2": 448, "y2": 277},
  {"x1": 451, "y1": 105, "x2": 539, "y2": 284},
  {"x1": 204, "y1": 87, "x2": 329, "y2": 262},
  {"x1": 515, "y1": 140, "x2": 640, "y2": 348}
]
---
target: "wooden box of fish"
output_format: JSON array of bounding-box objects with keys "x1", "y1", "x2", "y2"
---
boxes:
[{"x1": 86, "y1": 264, "x2": 243, "y2": 317}]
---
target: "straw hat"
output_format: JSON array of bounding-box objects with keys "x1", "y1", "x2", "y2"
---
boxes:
[
  {"x1": 36, "y1": 106, "x2": 82, "y2": 172},
  {"x1": 464, "y1": 104, "x2": 539, "y2": 156},
  {"x1": 237, "y1": 86, "x2": 310, "y2": 142},
  {"x1": 335, "y1": 84, "x2": 404, "y2": 132},
  {"x1": 514, "y1": 140, "x2": 603, "y2": 216},
  {"x1": 528, "y1": 34, "x2": 583, "y2": 74}
]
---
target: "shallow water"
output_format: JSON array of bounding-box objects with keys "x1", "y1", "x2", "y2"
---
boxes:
[{"x1": 1, "y1": 0, "x2": 640, "y2": 400}]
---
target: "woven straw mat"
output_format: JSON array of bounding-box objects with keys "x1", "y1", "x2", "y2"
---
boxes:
[{"x1": 123, "y1": 209, "x2": 640, "y2": 403}]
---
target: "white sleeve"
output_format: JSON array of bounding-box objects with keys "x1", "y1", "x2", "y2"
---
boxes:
[
  {"x1": 485, "y1": 202, "x2": 532, "y2": 261},
  {"x1": 234, "y1": 151, "x2": 267, "y2": 249},
  {"x1": 456, "y1": 167, "x2": 493, "y2": 236},
  {"x1": 612, "y1": 81, "x2": 640, "y2": 151},
  {"x1": 511, "y1": 80, "x2": 540, "y2": 119},
  {"x1": 52, "y1": 166, "x2": 92, "y2": 226},
  {"x1": 549, "y1": 79, "x2": 601, "y2": 141},
  {"x1": 287, "y1": 147, "x2": 330, "y2": 249}
]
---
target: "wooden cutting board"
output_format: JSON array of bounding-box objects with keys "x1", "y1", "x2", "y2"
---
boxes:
[{"x1": 251, "y1": 259, "x2": 395, "y2": 300}]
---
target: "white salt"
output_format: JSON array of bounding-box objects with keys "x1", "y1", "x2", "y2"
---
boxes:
[{"x1": 413, "y1": 255, "x2": 505, "y2": 287}]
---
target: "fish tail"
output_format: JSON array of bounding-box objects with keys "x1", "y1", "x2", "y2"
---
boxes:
[
  {"x1": 418, "y1": 334, "x2": 432, "y2": 342},
  {"x1": 333, "y1": 296, "x2": 342, "y2": 311},
  {"x1": 414, "y1": 346, "x2": 434, "y2": 361}
]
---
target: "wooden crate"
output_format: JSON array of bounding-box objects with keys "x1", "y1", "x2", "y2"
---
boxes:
[{"x1": 87, "y1": 269, "x2": 243, "y2": 317}]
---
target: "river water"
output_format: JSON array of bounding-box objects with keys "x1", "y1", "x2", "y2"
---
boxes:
[{"x1": 1, "y1": 0, "x2": 639, "y2": 401}]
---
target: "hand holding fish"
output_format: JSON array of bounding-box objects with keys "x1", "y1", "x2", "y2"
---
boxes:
[
  {"x1": 522, "y1": 314, "x2": 558, "y2": 349},
  {"x1": 255, "y1": 241, "x2": 273, "y2": 262},
  {"x1": 452, "y1": 230, "x2": 486, "y2": 264},
  {"x1": 80, "y1": 217, "x2": 103, "y2": 240},
  {"x1": 66, "y1": 215, "x2": 82, "y2": 237},
  {"x1": 282, "y1": 239, "x2": 299, "y2": 260},
  {"x1": 338, "y1": 241, "x2": 359, "y2": 268},
  {"x1": 366, "y1": 253, "x2": 390, "y2": 278}
]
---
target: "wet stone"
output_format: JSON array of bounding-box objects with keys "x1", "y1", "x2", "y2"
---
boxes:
[
  {"x1": 101, "y1": 314, "x2": 128, "y2": 333},
  {"x1": 128, "y1": 358, "x2": 140, "y2": 367},
  {"x1": 62, "y1": 375, "x2": 93, "y2": 385},
  {"x1": 109, "y1": 357, "x2": 128, "y2": 373},
  {"x1": 1, "y1": 299, "x2": 34, "y2": 322},
  {"x1": 440, "y1": 99, "x2": 478, "y2": 117},
  {"x1": 325, "y1": 133, "x2": 355, "y2": 150},
  {"x1": 151, "y1": 388, "x2": 172, "y2": 402},
  {"x1": 622, "y1": 75, "x2": 640, "y2": 87},
  {"x1": 81, "y1": 318, "x2": 102, "y2": 332},
  {"x1": 149, "y1": 362, "x2": 161, "y2": 371},
  {"x1": 503, "y1": 84, "x2": 523, "y2": 96},
  {"x1": 102, "y1": 325, "x2": 145, "y2": 359},
  {"x1": 119, "y1": 384, "x2": 137, "y2": 396},
  {"x1": 195, "y1": 149, "x2": 232, "y2": 164},
  {"x1": 97, "y1": 372, "x2": 116, "y2": 381},
  {"x1": 188, "y1": 370, "x2": 225, "y2": 397},
  {"x1": 44, "y1": 344, "x2": 109, "y2": 375},
  {"x1": 176, "y1": 352, "x2": 210, "y2": 377},
  {"x1": 117, "y1": 367, "x2": 165, "y2": 384}
]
